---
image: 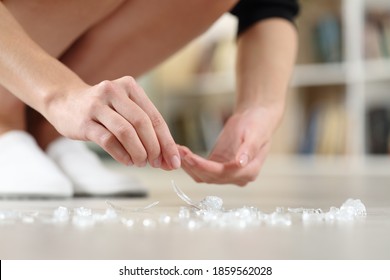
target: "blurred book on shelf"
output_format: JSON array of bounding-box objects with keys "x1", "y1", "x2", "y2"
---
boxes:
[
  {"x1": 367, "y1": 106, "x2": 390, "y2": 154},
  {"x1": 298, "y1": 88, "x2": 347, "y2": 155},
  {"x1": 365, "y1": 10, "x2": 390, "y2": 59},
  {"x1": 316, "y1": 102, "x2": 346, "y2": 154},
  {"x1": 169, "y1": 105, "x2": 231, "y2": 154},
  {"x1": 314, "y1": 13, "x2": 342, "y2": 63},
  {"x1": 295, "y1": 0, "x2": 341, "y2": 64},
  {"x1": 299, "y1": 104, "x2": 321, "y2": 154},
  {"x1": 298, "y1": 102, "x2": 347, "y2": 155}
]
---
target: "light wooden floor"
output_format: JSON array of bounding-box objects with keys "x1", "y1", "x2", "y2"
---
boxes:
[{"x1": 1, "y1": 156, "x2": 390, "y2": 259}]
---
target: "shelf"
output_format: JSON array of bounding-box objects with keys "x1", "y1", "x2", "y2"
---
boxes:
[
  {"x1": 189, "y1": 58, "x2": 390, "y2": 95},
  {"x1": 291, "y1": 59, "x2": 390, "y2": 87},
  {"x1": 291, "y1": 63, "x2": 347, "y2": 87},
  {"x1": 364, "y1": 59, "x2": 390, "y2": 82},
  {"x1": 365, "y1": 0, "x2": 390, "y2": 9},
  {"x1": 186, "y1": 63, "x2": 348, "y2": 96}
]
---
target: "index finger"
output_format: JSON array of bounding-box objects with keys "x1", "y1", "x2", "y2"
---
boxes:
[{"x1": 114, "y1": 76, "x2": 180, "y2": 169}]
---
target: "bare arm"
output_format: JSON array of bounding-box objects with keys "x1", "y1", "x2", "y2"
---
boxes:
[
  {"x1": 0, "y1": 3, "x2": 86, "y2": 112},
  {"x1": 179, "y1": 18, "x2": 298, "y2": 185},
  {"x1": 236, "y1": 18, "x2": 297, "y2": 116},
  {"x1": 231, "y1": 18, "x2": 298, "y2": 164}
]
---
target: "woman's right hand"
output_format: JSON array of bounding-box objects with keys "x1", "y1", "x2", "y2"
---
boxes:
[{"x1": 45, "y1": 76, "x2": 180, "y2": 170}]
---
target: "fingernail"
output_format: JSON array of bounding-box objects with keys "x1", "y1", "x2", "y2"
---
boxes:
[
  {"x1": 239, "y1": 153, "x2": 249, "y2": 167},
  {"x1": 124, "y1": 155, "x2": 133, "y2": 166},
  {"x1": 171, "y1": 155, "x2": 181, "y2": 169},
  {"x1": 184, "y1": 156, "x2": 195, "y2": 166},
  {"x1": 153, "y1": 157, "x2": 161, "y2": 168}
]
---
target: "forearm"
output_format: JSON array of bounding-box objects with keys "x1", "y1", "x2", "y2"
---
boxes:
[
  {"x1": 235, "y1": 18, "x2": 298, "y2": 116},
  {"x1": 0, "y1": 3, "x2": 86, "y2": 114}
]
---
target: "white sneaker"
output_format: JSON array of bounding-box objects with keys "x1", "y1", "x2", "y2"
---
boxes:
[
  {"x1": 46, "y1": 137, "x2": 147, "y2": 197},
  {"x1": 0, "y1": 131, "x2": 73, "y2": 198}
]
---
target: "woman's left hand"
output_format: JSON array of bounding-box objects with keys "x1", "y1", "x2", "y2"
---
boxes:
[{"x1": 178, "y1": 105, "x2": 282, "y2": 186}]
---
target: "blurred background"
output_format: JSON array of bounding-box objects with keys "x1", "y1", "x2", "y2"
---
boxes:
[{"x1": 100, "y1": 0, "x2": 390, "y2": 165}]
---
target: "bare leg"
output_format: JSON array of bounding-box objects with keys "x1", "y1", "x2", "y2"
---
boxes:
[
  {"x1": 60, "y1": 0, "x2": 238, "y2": 83},
  {"x1": 0, "y1": 89, "x2": 25, "y2": 134},
  {"x1": 25, "y1": 107, "x2": 58, "y2": 149}
]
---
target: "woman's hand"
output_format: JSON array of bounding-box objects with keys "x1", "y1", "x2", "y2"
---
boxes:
[
  {"x1": 178, "y1": 105, "x2": 282, "y2": 186},
  {"x1": 46, "y1": 76, "x2": 180, "y2": 170},
  {"x1": 179, "y1": 18, "x2": 298, "y2": 186}
]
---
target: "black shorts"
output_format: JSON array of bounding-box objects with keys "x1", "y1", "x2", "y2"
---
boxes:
[{"x1": 230, "y1": 0, "x2": 300, "y2": 35}]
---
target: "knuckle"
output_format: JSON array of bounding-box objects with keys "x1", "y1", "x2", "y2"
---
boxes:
[
  {"x1": 132, "y1": 151, "x2": 147, "y2": 166},
  {"x1": 244, "y1": 173, "x2": 257, "y2": 183},
  {"x1": 248, "y1": 173, "x2": 257, "y2": 182},
  {"x1": 236, "y1": 173, "x2": 257, "y2": 187},
  {"x1": 150, "y1": 114, "x2": 165, "y2": 129},
  {"x1": 237, "y1": 181, "x2": 248, "y2": 187},
  {"x1": 205, "y1": 178, "x2": 217, "y2": 185},
  {"x1": 132, "y1": 115, "x2": 149, "y2": 129},
  {"x1": 123, "y1": 75, "x2": 136, "y2": 85},
  {"x1": 83, "y1": 121, "x2": 98, "y2": 140},
  {"x1": 245, "y1": 174, "x2": 257, "y2": 183},
  {"x1": 98, "y1": 80, "x2": 115, "y2": 93},
  {"x1": 194, "y1": 177, "x2": 202, "y2": 183},
  {"x1": 123, "y1": 76, "x2": 138, "y2": 93},
  {"x1": 115, "y1": 124, "x2": 129, "y2": 139},
  {"x1": 97, "y1": 132, "x2": 115, "y2": 150},
  {"x1": 88, "y1": 131, "x2": 115, "y2": 155},
  {"x1": 161, "y1": 140, "x2": 177, "y2": 154},
  {"x1": 118, "y1": 153, "x2": 131, "y2": 164},
  {"x1": 96, "y1": 80, "x2": 119, "y2": 101},
  {"x1": 148, "y1": 145, "x2": 161, "y2": 159},
  {"x1": 83, "y1": 124, "x2": 133, "y2": 165},
  {"x1": 86, "y1": 99, "x2": 101, "y2": 115}
]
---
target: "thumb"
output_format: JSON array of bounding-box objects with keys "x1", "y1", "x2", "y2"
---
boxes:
[
  {"x1": 235, "y1": 133, "x2": 263, "y2": 167},
  {"x1": 236, "y1": 147, "x2": 250, "y2": 167}
]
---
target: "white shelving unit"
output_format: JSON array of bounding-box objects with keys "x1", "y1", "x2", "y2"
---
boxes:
[
  {"x1": 293, "y1": 0, "x2": 390, "y2": 158},
  {"x1": 283, "y1": 0, "x2": 366, "y2": 156}
]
